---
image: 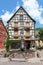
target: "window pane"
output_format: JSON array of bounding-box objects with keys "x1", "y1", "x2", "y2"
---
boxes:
[{"x1": 20, "y1": 15, "x2": 23, "y2": 20}]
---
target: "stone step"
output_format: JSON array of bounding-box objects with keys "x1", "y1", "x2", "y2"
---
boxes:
[
  {"x1": 9, "y1": 52, "x2": 35, "y2": 58},
  {"x1": 10, "y1": 58, "x2": 26, "y2": 62}
]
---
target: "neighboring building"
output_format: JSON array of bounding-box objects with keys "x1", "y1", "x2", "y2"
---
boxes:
[
  {"x1": 7, "y1": 6, "x2": 36, "y2": 50},
  {"x1": 0, "y1": 19, "x2": 7, "y2": 49},
  {"x1": 35, "y1": 28, "x2": 43, "y2": 47}
]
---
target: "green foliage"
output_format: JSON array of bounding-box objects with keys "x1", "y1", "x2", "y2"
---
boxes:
[
  {"x1": 5, "y1": 34, "x2": 21, "y2": 51},
  {"x1": 5, "y1": 33, "x2": 10, "y2": 52},
  {"x1": 38, "y1": 29, "x2": 43, "y2": 41},
  {"x1": 9, "y1": 40, "x2": 21, "y2": 44}
]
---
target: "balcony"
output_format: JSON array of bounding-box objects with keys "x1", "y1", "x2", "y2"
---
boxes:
[
  {"x1": 14, "y1": 28, "x2": 18, "y2": 31},
  {"x1": 25, "y1": 35, "x2": 30, "y2": 38},
  {"x1": 14, "y1": 35, "x2": 19, "y2": 39},
  {"x1": 24, "y1": 25, "x2": 30, "y2": 30},
  {"x1": 14, "y1": 35, "x2": 22, "y2": 40},
  {"x1": 24, "y1": 27, "x2": 30, "y2": 31},
  {"x1": 14, "y1": 36, "x2": 18, "y2": 39}
]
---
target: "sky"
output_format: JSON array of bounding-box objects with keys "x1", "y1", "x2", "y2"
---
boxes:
[{"x1": 0, "y1": 0, "x2": 43, "y2": 28}]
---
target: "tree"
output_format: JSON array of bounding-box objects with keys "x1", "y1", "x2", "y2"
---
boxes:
[
  {"x1": 5, "y1": 33, "x2": 10, "y2": 52},
  {"x1": 38, "y1": 28, "x2": 43, "y2": 41}
]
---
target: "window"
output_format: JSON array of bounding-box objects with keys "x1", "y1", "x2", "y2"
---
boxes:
[
  {"x1": 20, "y1": 29, "x2": 24, "y2": 34},
  {"x1": 20, "y1": 15, "x2": 24, "y2": 26},
  {"x1": 20, "y1": 15, "x2": 23, "y2": 20},
  {"x1": 19, "y1": 30, "x2": 23, "y2": 36},
  {"x1": 20, "y1": 22, "x2": 24, "y2": 26},
  {"x1": 32, "y1": 30, "x2": 34, "y2": 37}
]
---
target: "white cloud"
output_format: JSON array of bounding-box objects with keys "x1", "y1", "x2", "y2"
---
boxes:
[
  {"x1": 1, "y1": 0, "x2": 43, "y2": 25},
  {"x1": 16, "y1": 5, "x2": 20, "y2": 11},
  {"x1": 0, "y1": 1, "x2": 20, "y2": 25},
  {"x1": 22, "y1": 0, "x2": 43, "y2": 24},
  {"x1": 0, "y1": 11, "x2": 13, "y2": 25}
]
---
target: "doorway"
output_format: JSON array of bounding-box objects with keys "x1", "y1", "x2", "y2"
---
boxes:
[
  {"x1": 25, "y1": 41, "x2": 31, "y2": 49},
  {"x1": 26, "y1": 43, "x2": 30, "y2": 49}
]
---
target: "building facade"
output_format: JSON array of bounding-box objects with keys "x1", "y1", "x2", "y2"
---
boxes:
[
  {"x1": 7, "y1": 7, "x2": 36, "y2": 50},
  {"x1": 0, "y1": 19, "x2": 7, "y2": 49}
]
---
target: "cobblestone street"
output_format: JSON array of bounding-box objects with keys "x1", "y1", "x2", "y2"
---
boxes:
[
  {"x1": 0, "y1": 50, "x2": 43, "y2": 65},
  {"x1": 0, "y1": 61, "x2": 43, "y2": 65},
  {"x1": 0, "y1": 57, "x2": 43, "y2": 65}
]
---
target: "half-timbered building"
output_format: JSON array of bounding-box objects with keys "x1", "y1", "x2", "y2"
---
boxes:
[{"x1": 7, "y1": 6, "x2": 36, "y2": 50}]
